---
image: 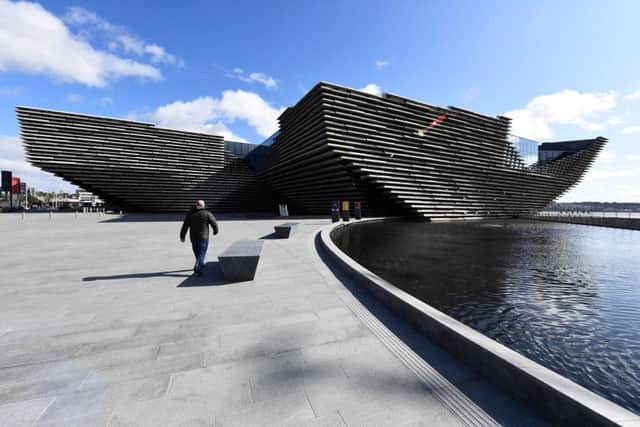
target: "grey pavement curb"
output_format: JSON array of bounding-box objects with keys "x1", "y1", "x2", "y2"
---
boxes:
[{"x1": 319, "y1": 218, "x2": 640, "y2": 427}]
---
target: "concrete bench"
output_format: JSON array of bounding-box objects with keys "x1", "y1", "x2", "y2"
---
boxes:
[
  {"x1": 218, "y1": 240, "x2": 264, "y2": 281},
  {"x1": 274, "y1": 222, "x2": 299, "y2": 238}
]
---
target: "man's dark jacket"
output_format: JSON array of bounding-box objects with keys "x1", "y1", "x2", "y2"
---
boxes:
[{"x1": 180, "y1": 206, "x2": 219, "y2": 242}]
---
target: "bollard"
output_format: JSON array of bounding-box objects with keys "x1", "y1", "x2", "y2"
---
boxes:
[
  {"x1": 278, "y1": 203, "x2": 289, "y2": 217},
  {"x1": 120, "y1": 210, "x2": 123, "y2": 216},
  {"x1": 331, "y1": 200, "x2": 340, "y2": 223},
  {"x1": 75, "y1": 211, "x2": 78, "y2": 219},
  {"x1": 341, "y1": 200, "x2": 350, "y2": 222},
  {"x1": 21, "y1": 211, "x2": 25, "y2": 221},
  {"x1": 49, "y1": 210, "x2": 52, "y2": 220}
]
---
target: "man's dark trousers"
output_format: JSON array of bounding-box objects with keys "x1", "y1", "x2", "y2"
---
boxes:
[
  {"x1": 180, "y1": 205, "x2": 218, "y2": 274},
  {"x1": 191, "y1": 239, "x2": 208, "y2": 273}
]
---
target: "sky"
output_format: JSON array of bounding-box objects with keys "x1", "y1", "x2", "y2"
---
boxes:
[{"x1": 0, "y1": 0, "x2": 639, "y2": 201}]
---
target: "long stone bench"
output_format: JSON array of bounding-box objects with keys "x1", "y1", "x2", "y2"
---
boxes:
[
  {"x1": 218, "y1": 240, "x2": 263, "y2": 281},
  {"x1": 274, "y1": 222, "x2": 299, "y2": 238}
]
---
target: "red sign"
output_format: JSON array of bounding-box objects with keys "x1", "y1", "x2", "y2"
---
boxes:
[
  {"x1": 417, "y1": 113, "x2": 449, "y2": 137},
  {"x1": 11, "y1": 177, "x2": 20, "y2": 193},
  {"x1": 428, "y1": 113, "x2": 448, "y2": 130}
]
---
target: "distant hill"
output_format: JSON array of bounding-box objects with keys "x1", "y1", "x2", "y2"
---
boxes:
[{"x1": 545, "y1": 202, "x2": 640, "y2": 212}]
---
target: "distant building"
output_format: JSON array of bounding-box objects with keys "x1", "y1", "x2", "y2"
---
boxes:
[{"x1": 76, "y1": 190, "x2": 103, "y2": 207}]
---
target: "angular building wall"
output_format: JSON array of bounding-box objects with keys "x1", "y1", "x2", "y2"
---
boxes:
[
  {"x1": 258, "y1": 82, "x2": 606, "y2": 219},
  {"x1": 16, "y1": 82, "x2": 605, "y2": 218},
  {"x1": 257, "y1": 88, "x2": 406, "y2": 216},
  {"x1": 17, "y1": 107, "x2": 272, "y2": 213}
]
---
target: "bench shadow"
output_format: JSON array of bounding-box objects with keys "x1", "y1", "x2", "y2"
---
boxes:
[
  {"x1": 259, "y1": 232, "x2": 280, "y2": 239},
  {"x1": 177, "y1": 261, "x2": 236, "y2": 287},
  {"x1": 82, "y1": 263, "x2": 241, "y2": 288},
  {"x1": 100, "y1": 214, "x2": 185, "y2": 223},
  {"x1": 83, "y1": 269, "x2": 192, "y2": 281}
]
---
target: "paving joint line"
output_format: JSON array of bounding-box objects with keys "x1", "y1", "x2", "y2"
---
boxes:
[
  {"x1": 165, "y1": 374, "x2": 174, "y2": 397},
  {"x1": 32, "y1": 396, "x2": 56, "y2": 426}
]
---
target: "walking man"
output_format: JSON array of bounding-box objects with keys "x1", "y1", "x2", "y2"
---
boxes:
[{"x1": 180, "y1": 200, "x2": 218, "y2": 275}]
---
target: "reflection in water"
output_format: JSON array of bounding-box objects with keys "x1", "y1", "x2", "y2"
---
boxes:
[{"x1": 334, "y1": 219, "x2": 640, "y2": 415}]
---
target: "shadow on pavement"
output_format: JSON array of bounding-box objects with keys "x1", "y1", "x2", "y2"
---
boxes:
[
  {"x1": 99, "y1": 213, "x2": 331, "y2": 223},
  {"x1": 259, "y1": 232, "x2": 280, "y2": 239},
  {"x1": 100, "y1": 214, "x2": 184, "y2": 223},
  {"x1": 83, "y1": 269, "x2": 192, "y2": 281},
  {"x1": 177, "y1": 261, "x2": 236, "y2": 288},
  {"x1": 82, "y1": 262, "x2": 238, "y2": 288}
]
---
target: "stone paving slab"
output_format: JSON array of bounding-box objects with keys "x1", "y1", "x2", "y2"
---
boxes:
[
  {"x1": 0, "y1": 213, "x2": 549, "y2": 426},
  {"x1": 0, "y1": 397, "x2": 53, "y2": 427}
]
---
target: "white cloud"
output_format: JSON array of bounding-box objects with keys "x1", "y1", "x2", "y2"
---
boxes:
[
  {"x1": 0, "y1": 135, "x2": 76, "y2": 192},
  {"x1": 375, "y1": 60, "x2": 389, "y2": 69},
  {"x1": 99, "y1": 96, "x2": 113, "y2": 106},
  {"x1": 560, "y1": 150, "x2": 640, "y2": 202},
  {"x1": 582, "y1": 116, "x2": 622, "y2": 131},
  {"x1": 64, "y1": 6, "x2": 115, "y2": 33},
  {"x1": 217, "y1": 90, "x2": 285, "y2": 137},
  {"x1": 150, "y1": 90, "x2": 285, "y2": 141},
  {"x1": 462, "y1": 86, "x2": 480, "y2": 102},
  {"x1": 589, "y1": 168, "x2": 639, "y2": 178},
  {"x1": 0, "y1": 86, "x2": 23, "y2": 96},
  {"x1": 66, "y1": 93, "x2": 83, "y2": 103},
  {"x1": 624, "y1": 90, "x2": 640, "y2": 101},
  {"x1": 0, "y1": 135, "x2": 22, "y2": 160},
  {"x1": 504, "y1": 89, "x2": 618, "y2": 140},
  {"x1": 0, "y1": 0, "x2": 162, "y2": 87},
  {"x1": 561, "y1": 180, "x2": 640, "y2": 203},
  {"x1": 225, "y1": 68, "x2": 278, "y2": 89},
  {"x1": 622, "y1": 126, "x2": 640, "y2": 135},
  {"x1": 598, "y1": 149, "x2": 616, "y2": 163},
  {"x1": 360, "y1": 83, "x2": 382, "y2": 96},
  {"x1": 151, "y1": 97, "x2": 240, "y2": 140},
  {"x1": 64, "y1": 7, "x2": 182, "y2": 67}
]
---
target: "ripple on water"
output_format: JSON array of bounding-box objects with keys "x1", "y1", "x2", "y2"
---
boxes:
[{"x1": 335, "y1": 220, "x2": 640, "y2": 415}]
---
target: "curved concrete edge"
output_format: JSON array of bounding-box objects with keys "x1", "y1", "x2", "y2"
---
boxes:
[{"x1": 319, "y1": 219, "x2": 640, "y2": 427}]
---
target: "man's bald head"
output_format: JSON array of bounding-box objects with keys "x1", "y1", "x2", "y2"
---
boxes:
[{"x1": 197, "y1": 200, "x2": 205, "y2": 208}]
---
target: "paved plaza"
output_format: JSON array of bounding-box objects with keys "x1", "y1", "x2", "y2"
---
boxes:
[{"x1": 0, "y1": 213, "x2": 547, "y2": 426}]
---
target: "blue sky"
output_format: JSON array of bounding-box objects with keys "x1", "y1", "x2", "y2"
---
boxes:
[{"x1": 1, "y1": 0, "x2": 639, "y2": 201}]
